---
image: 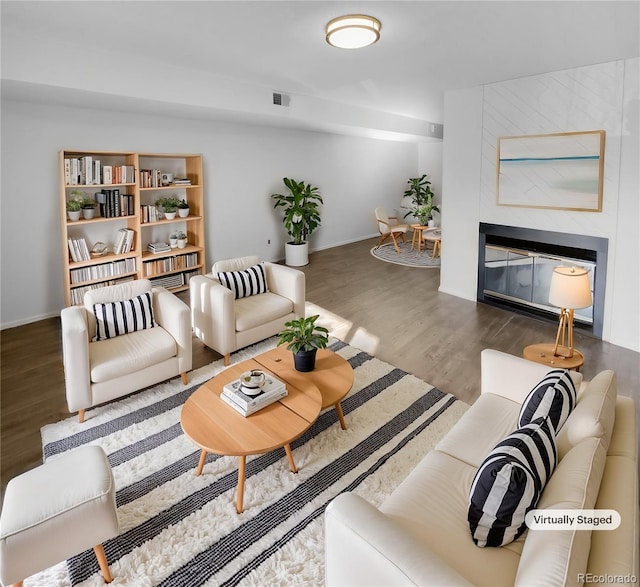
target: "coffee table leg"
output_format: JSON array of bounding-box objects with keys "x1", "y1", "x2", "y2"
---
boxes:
[
  {"x1": 237, "y1": 456, "x2": 246, "y2": 514},
  {"x1": 196, "y1": 449, "x2": 208, "y2": 476},
  {"x1": 335, "y1": 402, "x2": 347, "y2": 430},
  {"x1": 284, "y1": 444, "x2": 298, "y2": 474}
]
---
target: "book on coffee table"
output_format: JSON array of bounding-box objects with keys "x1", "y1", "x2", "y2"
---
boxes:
[{"x1": 221, "y1": 375, "x2": 287, "y2": 416}]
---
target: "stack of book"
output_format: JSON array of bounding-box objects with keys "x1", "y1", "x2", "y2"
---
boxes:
[
  {"x1": 114, "y1": 228, "x2": 135, "y2": 254},
  {"x1": 68, "y1": 237, "x2": 91, "y2": 262},
  {"x1": 173, "y1": 178, "x2": 191, "y2": 185},
  {"x1": 221, "y1": 375, "x2": 287, "y2": 416},
  {"x1": 147, "y1": 242, "x2": 171, "y2": 254}
]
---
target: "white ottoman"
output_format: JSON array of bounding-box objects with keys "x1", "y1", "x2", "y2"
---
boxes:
[{"x1": 0, "y1": 445, "x2": 119, "y2": 586}]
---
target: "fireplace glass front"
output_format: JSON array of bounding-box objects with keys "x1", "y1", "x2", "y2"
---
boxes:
[{"x1": 484, "y1": 245, "x2": 595, "y2": 325}]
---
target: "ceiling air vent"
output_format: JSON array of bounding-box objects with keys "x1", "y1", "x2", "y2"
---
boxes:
[{"x1": 273, "y1": 92, "x2": 290, "y2": 107}]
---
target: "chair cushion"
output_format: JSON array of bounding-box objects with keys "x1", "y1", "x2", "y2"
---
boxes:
[
  {"x1": 518, "y1": 369, "x2": 576, "y2": 434},
  {"x1": 89, "y1": 326, "x2": 176, "y2": 382},
  {"x1": 468, "y1": 417, "x2": 557, "y2": 547},
  {"x1": 217, "y1": 263, "x2": 269, "y2": 299},
  {"x1": 91, "y1": 291, "x2": 156, "y2": 341},
  {"x1": 235, "y1": 292, "x2": 294, "y2": 332}
]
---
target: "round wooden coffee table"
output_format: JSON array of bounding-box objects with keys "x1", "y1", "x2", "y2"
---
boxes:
[
  {"x1": 252, "y1": 346, "x2": 354, "y2": 429},
  {"x1": 181, "y1": 358, "x2": 322, "y2": 513}
]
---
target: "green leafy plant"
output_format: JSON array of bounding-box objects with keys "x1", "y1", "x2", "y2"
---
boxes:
[
  {"x1": 175, "y1": 231, "x2": 187, "y2": 240},
  {"x1": 277, "y1": 314, "x2": 329, "y2": 354},
  {"x1": 155, "y1": 196, "x2": 182, "y2": 213},
  {"x1": 403, "y1": 174, "x2": 439, "y2": 221},
  {"x1": 177, "y1": 199, "x2": 189, "y2": 209},
  {"x1": 66, "y1": 198, "x2": 82, "y2": 212},
  {"x1": 80, "y1": 197, "x2": 97, "y2": 209},
  {"x1": 271, "y1": 178, "x2": 323, "y2": 245}
]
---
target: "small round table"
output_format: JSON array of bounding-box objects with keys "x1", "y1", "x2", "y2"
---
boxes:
[
  {"x1": 410, "y1": 224, "x2": 429, "y2": 252},
  {"x1": 523, "y1": 343, "x2": 584, "y2": 371}
]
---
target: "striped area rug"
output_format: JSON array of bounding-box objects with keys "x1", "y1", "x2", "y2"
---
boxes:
[
  {"x1": 39, "y1": 338, "x2": 468, "y2": 587},
  {"x1": 370, "y1": 241, "x2": 441, "y2": 268}
]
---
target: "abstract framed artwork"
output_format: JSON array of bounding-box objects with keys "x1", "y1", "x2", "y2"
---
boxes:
[{"x1": 496, "y1": 130, "x2": 605, "y2": 211}]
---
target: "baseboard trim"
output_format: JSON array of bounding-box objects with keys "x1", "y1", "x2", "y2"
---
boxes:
[{"x1": 1, "y1": 311, "x2": 59, "y2": 331}]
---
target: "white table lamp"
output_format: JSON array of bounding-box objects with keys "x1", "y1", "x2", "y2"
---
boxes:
[{"x1": 548, "y1": 266, "x2": 592, "y2": 358}]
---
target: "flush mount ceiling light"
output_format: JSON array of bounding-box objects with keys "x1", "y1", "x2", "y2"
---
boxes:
[{"x1": 325, "y1": 14, "x2": 381, "y2": 49}]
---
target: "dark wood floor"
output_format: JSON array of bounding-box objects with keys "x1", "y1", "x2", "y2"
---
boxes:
[{"x1": 2, "y1": 237, "x2": 638, "y2": 500}]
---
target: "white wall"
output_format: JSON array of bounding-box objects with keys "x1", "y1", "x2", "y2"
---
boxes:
[
  {"x1": 441, "y1": 58, "x2": 639, "y2": 351},
  {"x1": 0, "y1": 100, "x2": 418, "y2": 327}
]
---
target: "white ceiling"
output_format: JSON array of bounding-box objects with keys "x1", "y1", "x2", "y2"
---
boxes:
[{"x1": 2, "y1": 1, "x2": 639, "y2": 137}]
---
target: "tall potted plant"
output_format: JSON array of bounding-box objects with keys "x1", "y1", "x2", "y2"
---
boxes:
[
  {"x1": 277, "y1": 314, "x2": 329, "y2": 372},
  {"x1": 271, "y1": 178, "x2": 323, "y2": 266},
  {"x1": 402, "y1": 174, "x2": 439, "y2": 225}
]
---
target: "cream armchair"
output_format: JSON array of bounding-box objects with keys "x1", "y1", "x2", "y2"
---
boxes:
[
  {"x1": 61, "y1": 279, "x2": 192, "y2": 422},
  {"x1": 190, "y1": 256, "x2": 305, "y2": 365}
]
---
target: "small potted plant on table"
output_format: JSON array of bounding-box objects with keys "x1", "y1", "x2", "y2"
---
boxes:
[{"x1": 277, "y1": 314, "x2": 329, "y2": 372}]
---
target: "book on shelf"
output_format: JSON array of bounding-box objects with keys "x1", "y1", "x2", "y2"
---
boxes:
[
  {"x1": 173, "y1": 178, "x2": 191, "y2": 185},
  {"x1": 147, "y1": 241, "x2": 171, "y2": 254},
  {"x1": 68, "y1": 237, "x2": 90, "y2": 262},
  {"x1": 114, "y1": 228, "x2": 135, "y2": 255},
  {"x1": 220, "y1": 375, "x2": 287, "y2": 416}
]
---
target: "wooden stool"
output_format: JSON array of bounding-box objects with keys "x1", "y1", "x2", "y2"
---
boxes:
[{"x1": 0, "y1": 445, "x2": 119, "y2": 586}]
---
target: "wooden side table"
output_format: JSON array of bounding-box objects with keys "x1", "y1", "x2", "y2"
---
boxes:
[
  {"x1": 523, "y1": 343, "x2": 584, "y2": 371},
  {"x1": 410, "y1": 224, "x2": 429, "y2": 252}
]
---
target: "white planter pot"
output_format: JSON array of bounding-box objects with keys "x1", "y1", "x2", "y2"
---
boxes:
[
  {"x1": 178, "y1": 208, "x2": 190, "y2": 218},
  {"x1": 285, "y1": 242, "x2": 309, "y2": 267},
  {"x1": 169, "y1": 238, "x2": 178, "y2": 249},
  {"x1": 67, "y1": 210, "x2": 81, "y2": 221},
  {"x1": 82, "y1": 208, "x2": 95, "y2": 220},
  {"x1": 428, "y1": 219, "x2": 436, "y2": 228},
  {"x1": 177, "y1": 239, "x2": 187, "y2": 249},
  {"x1": 164, "y1": 211, "x2": 176, "y2": 220}
]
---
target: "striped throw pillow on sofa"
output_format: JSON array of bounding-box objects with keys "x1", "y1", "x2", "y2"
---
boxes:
[
  {"x1": 468, "y1": 417, "x2": 557, "y2": 547},
  {"x1": 217, "y1": 263, "x2": 268, "y2": 299},
  {"x1": 92, "y1": 291, "x2": 156, "y2": 341},
  {"x1": 518, "y1": 369, "x2": 577, "y2": 434}
]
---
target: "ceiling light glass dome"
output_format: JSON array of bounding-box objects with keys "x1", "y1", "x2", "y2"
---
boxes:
[{"x1": 325, "y1": 15, "x2": 381, "y2": 49}]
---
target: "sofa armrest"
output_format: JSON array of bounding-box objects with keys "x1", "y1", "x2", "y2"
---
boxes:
[
  {"x1": 190, "y1": 274, "x2": 236, "y2": 355},
  {"x1": 152, "y1": 287, "x2": 192, "y2": 373},
  {"x1": 480, "y1": 349, "x2": 582, "y2": 404},
  {"x1": 60, "y1": 306, "x2": 92, "y2": 412},
  {"x1": 264, "y1": 262, "x2": 305, "y2": 317},
  {"x1": 325, "y1": 493, "x2": 472, "y2": 587}
]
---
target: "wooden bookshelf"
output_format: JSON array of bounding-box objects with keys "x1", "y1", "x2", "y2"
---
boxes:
[{"x1": 59, "y1": 150, "x2": 205, "y2": 306}]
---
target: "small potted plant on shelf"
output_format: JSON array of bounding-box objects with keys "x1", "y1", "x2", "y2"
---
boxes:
[
  {"x1": 271, "y1": 178, "x2": 323, "y2": 267},
  {"x1": 177, "y1": 199, "x2": 190, "y2": 218},
  {"x1": 155, "y1": 196, "x2": 181, "y2": 220},
  {"x1": 169, "y1": 232, "x2": 179, "y2": 248},
  {"x1": 175, "y1": 231, "x2": 187, "y2": 249},
  {"x1": 276, "y1": 314, "x2": 329, "y2": 372},
  {"x1": 66, "y1": 198, "x2": 83, "y2": 221},
  {"x1": 80, "y1": 196, "x2": 98, "y2": 220}
]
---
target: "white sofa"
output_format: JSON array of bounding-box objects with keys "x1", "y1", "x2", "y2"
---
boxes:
[
  {"x1": 61, "y1": 280, "x2": 192, "y2": 422},
  {"x1": 325, "y1": 349, "x2": 639, "y2": 586},
  {"x1": 190, "y1": 256, "x2": 305, "y2": 365}
]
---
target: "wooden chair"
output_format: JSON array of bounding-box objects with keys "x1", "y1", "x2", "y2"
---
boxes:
[{"x1": 374, "y1": 207, "x2": 409, "y2": 253}]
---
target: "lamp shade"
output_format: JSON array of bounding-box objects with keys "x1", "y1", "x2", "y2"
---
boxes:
[
  {"x1": 549, "y1": 266, "x2": 592, "y2": 309},
  {"x1": 325, "y1": 15, "x2": 381, "y2": 49}
]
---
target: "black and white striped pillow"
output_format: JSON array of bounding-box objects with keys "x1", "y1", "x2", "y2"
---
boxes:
[
  {"x1": 93, "y1": 292, "x2": 156, "y2": 341},
  {"x1": 468, "y1": 417, "x2": 557, "y2": 547},
  {"x1": 518, "y1": 369, "x2": 577, "y2": 434},
  {"x1": 217, "y1": 263, "x2": 268, "y2": 299}
]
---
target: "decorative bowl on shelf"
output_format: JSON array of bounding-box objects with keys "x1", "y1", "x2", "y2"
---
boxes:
[{"x1": 90, "y1": 242, "x2": 108, "y2": 257}]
